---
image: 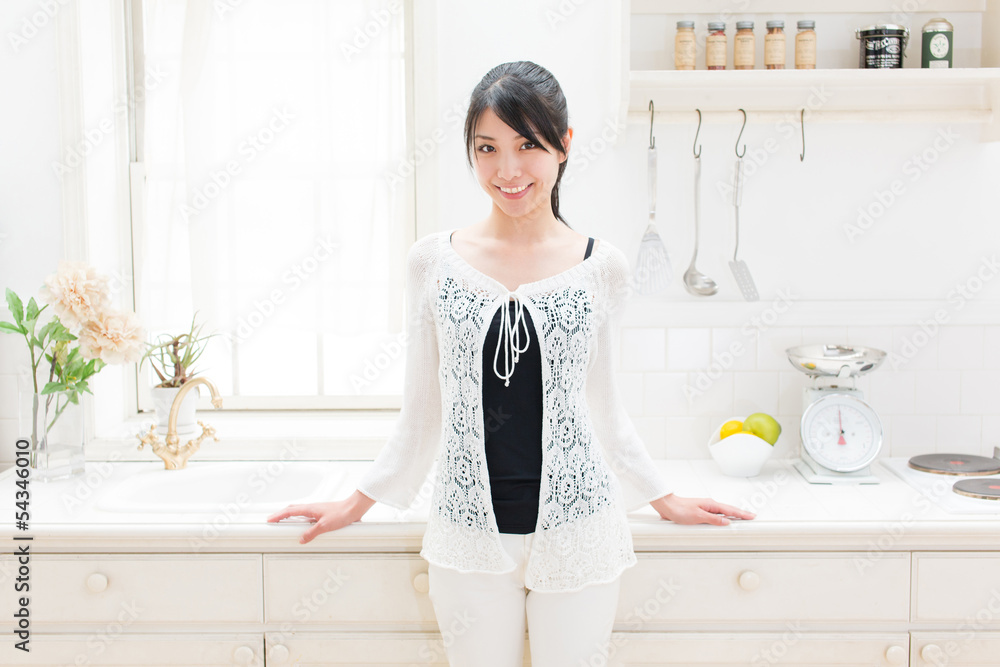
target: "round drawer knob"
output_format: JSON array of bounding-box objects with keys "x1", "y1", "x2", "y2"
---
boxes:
[
  {"x1": 413, "y1": 571, "x2": 430, "y2": 594},
  {"x1": 269, "y1": 644, "x2": 290, "y2": 663},
  {"x1": 885, "y1": 645, "x2": 906, "y2": 665},
  {"x1": 737, "y1": 570, "x2": 760, "y2": 591},
  {"x1": 921, "y1": 644, "x2": 944, "y2": 662},
  {"x1": 86, "y1": 573, "x2": 108, "y2": 593},
  {"x1": 233, "y1": 645, "x2": 255, "y2": 665}
]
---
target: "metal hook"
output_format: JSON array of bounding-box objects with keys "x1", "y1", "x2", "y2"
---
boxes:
[
  {"x1": 735, "y1": 108, "x2": 747, "y2": 158},
  {"x1": 799, "y1": 108, "x2": 806, "y2": 162},
  {"x1": 648, "y1": 100, "x2": 655, "y2": 149},
  {"x1": 693, "y1": 109, "x2": 702, "y2": 158}
]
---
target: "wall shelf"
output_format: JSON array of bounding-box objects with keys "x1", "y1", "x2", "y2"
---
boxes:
[
  {"x1": 624, "y1": 0, "x2": 1000, "y2": 140},
  {"x1": 629, "y1": 68, "x2": 1000, "y2": 135}
]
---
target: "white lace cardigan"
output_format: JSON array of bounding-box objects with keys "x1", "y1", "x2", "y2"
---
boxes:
[{"x1": 357, "y1": 228, "x2": 672, "y2": 592}]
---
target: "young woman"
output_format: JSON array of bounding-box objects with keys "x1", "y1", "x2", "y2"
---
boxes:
[{"x1": 267, "y1": 60, "x2": 755, "y2": 667}]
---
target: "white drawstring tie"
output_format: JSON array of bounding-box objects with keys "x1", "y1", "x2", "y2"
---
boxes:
[{"x1": 493, "y1": 294, "x2": 530, "y2": 387}]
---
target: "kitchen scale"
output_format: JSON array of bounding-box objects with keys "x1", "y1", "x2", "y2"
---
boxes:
[{"x1": 786, "y1": 344, "x2": 887, "y2": 484}]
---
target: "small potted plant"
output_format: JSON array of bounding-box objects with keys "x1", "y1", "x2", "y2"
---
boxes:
[{"x1": 139, "y1": 312, "x2": 218, "y2": 436}]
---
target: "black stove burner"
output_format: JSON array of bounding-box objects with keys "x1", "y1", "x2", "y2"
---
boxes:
[
  {"x1": 953, "y1": 478, "x2": 1000, "y2": 500},
  {"x1": 908, "y1": 453, "x2": 1000, "y2": 476}
]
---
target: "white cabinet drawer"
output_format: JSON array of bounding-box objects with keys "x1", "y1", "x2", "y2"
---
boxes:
[
  {"x1": 0, "y1": 633, "x2": 263, "y2": 666},
  {"x1": 264, "y1": 632, "x2": 524, "y2": 666},
  {"x1": 913, "y1": 553, "x2": 1000, "y2": 624},
  {"x1": 616, "y1": 552, "x2": 910, "y2": 626},
  {"x1": 611, "y1": 632, "x2": 910, "y2": 666},
  {"x1": 263, "y1": 555, "x2": 436, "y2": 628},
  {"x1": 0, "y1": 554, "x2": 262, "y2": 625},
  {"x1": 911, "y1": 632, "x2": 1000, "y2": 667}
]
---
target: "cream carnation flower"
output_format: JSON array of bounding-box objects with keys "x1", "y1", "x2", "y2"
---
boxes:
[
  {"x1": 78, "y1": 309, "x2": 146, "y2": 365},
  {"x1": 38, "y1": 261, "x2": 111, "y2": 331}
]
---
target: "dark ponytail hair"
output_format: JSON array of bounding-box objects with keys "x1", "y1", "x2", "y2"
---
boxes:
[{"x1": 464, "y1": 61, "x2": 571, "y2": 227}]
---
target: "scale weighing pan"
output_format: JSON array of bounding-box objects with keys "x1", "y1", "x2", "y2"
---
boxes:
[{"x1": 786, "y1": 344, "x2": 886, "y2": 379}]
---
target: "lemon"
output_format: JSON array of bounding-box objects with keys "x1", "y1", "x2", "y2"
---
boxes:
[{"x1": 720, "y1": 420, "x2": 744, "y2": 439}]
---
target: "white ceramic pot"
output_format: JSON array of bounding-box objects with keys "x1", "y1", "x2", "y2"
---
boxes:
[
  {"x1": 707, "y1": 416, "x2": 776, "y2": 477},
  {"x1": 151, "y1": 385, "x2": 200, "y2": 437}
]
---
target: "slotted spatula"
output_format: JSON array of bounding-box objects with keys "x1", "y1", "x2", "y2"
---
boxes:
[
  {"x1": 729, "y1": 156, "x2": 759, "y2": 301},
  {"x1": 635, "y1": 144, "x2": 672, "y2": 295}
]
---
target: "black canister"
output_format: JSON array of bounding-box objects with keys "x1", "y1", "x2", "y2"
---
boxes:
[{"x1": 856, "y1": 24, "x2": 909, "y2": 69}]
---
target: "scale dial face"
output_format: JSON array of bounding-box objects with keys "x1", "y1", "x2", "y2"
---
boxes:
[{"x1": 801, "y1": 393, "x2": 883, "y2": 472}]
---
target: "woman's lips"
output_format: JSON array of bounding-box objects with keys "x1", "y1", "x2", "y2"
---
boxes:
[{"x1": 497, "y1": 183, "x2": 532, "y2": 199}]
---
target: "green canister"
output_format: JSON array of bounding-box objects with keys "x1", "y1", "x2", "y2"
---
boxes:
[{"x1": 922, "y1": 18, "x2": 954, "y2": 68}]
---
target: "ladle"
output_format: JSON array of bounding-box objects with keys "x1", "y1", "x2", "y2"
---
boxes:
[{"x1": 682, "y1": 150, "x2": 718, "y2": 296}]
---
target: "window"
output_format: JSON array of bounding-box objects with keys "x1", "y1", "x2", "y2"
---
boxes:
[{"x1": 131, "y1": 0, "x2": 413, "y2": 411}]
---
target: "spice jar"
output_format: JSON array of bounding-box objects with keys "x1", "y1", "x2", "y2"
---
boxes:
[
  {"x1": 922, "y1": 17, "x2": 954, "y2": 68},
  {"x1": 795, "y1": 20, "x2": 816, "y2": 69},
  {"x1": 764, "y1": 20, "x2": 786, "y2": 69},
  {"x1": 706, "y1": 22, "x2": 727, "y2": 70},
  {"x1": 734, "y1": 21, "x2": 755, "y2": 70},
  {"x1": 675, "y1": 21, "x2": 696, "y2": 70}
]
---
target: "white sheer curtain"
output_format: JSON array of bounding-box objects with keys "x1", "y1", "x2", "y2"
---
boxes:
[{"x1": 136, "y1": 0, "x2": 409, "y2": 409}]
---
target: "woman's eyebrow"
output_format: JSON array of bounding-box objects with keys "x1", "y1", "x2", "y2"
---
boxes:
[{"x1": 474, "y1": 134, "x2": 527, "y2": 140}]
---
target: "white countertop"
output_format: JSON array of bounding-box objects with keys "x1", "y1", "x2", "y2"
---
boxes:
[{"x1": 2, "y1": 457, "x2": 999, "y2": 553}]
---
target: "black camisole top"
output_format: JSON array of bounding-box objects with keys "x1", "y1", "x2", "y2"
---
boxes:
[{"x1": 449, "y1": 231, "x2": 595, "y2": 534}]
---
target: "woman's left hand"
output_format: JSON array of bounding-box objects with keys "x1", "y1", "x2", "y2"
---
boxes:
[{"x1": 650, "y1": 493, "x2": 756, "y2": 526}]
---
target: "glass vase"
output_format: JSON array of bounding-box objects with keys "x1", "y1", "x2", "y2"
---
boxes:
[{"x1": 17, "y1": 375, "x2": 87, "y2": 482}]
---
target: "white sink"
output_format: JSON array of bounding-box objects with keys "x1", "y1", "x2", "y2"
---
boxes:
[{"x1": 95, "y1": 461, "x2": 348, "y2": 513}]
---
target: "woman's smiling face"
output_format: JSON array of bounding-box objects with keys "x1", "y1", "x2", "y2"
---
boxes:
[{"x1": 472, "y1": 107, "x2": 571, "y2": 221}]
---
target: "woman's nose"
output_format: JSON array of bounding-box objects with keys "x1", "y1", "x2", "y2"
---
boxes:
[{"x1": 497, "y1": 153, "x2": 522, "y2": 180}]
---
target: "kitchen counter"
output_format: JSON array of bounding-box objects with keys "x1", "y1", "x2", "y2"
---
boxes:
[{"x1": 2, "y1": 457, "x2": 999, "y2": 553}]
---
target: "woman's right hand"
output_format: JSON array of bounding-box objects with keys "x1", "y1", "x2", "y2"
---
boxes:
[{"x1": 266, "y1": 489, "x2": 376, "y2": 544}]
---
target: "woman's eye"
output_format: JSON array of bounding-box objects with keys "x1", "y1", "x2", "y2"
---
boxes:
[
  {"x1": 477, "y1": 145, "x2": 494, "y2": 153},
  {"x1": 522, "y1": 142, "x2": 536, "y2": 149}
]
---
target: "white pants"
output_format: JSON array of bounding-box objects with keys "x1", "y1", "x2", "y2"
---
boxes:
[{"x1": 426, "y1": 532, "x2": 621, "y2": 667}]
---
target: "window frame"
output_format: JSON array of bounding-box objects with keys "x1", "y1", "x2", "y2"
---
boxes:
[{"x1": 117, "y1": 0, "x2": 427, "y2": 420}]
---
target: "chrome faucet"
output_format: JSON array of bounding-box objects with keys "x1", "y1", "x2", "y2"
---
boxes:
[{"x1": 138, "y1": 377, "x2": 224, "y2": 469}]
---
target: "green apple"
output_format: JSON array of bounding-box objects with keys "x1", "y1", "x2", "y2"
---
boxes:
[{"x1": 742, "y1": 412, "x2": 781, "y2": 445}]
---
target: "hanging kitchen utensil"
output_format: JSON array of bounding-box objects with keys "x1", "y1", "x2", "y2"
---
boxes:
[
  {"x1": 682, "y1": 110, "x2": 717, "y2": 297},
  {"x1": 728, "y1": 110, "x2": 758, "y2": 301},
  {"x1": 635, "y1": 101, "x2": 672, "y2": 295}
]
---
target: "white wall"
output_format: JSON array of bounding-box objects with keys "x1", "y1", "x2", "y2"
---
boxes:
[
  {"x1": 0, "y1": 0, "x2": 67, "y2": 461},
  {"x1": 2, "y1": 0, "x2": 999, "y2": 467}
]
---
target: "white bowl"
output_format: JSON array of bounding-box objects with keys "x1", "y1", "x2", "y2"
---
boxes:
[{"x1": 707, "y1": 418, "x2": 776, "y2": 477}]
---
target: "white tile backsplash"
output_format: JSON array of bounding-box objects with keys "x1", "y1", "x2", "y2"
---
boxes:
[
  {"x1": 914, "y1": 371, "x2": 961, "y2": 415},
  {"x1": 937, "y1": 326, "x2": 984, "y2": 370},
  {"x1": 618, "y1": 325, "x2": 1000, "y2": 458},
  {"x1": 666, "y1": 327, "x2": 711, "y2": 370},
  {"x1": 621, "y1": 327, "x2": 665, "y2": 371},
  {"x1": 644, "y1": 372, "x2": 690, "y2": 417},
  {"x1": 959, "y1": 370, "x2": 1000, "y2": 415},
  {"x1": 934, "y1": 415, "x2": 981, "y2": 454},
  {"x1": 981, "y1": 325, "x2": 1000, "y2": 370},
  {"x1": 756, "y1": 328, "x2": 803, "y2": 371},
  {"x1": 711, "y1": 328, "x2": 757, "y2": 372}
]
